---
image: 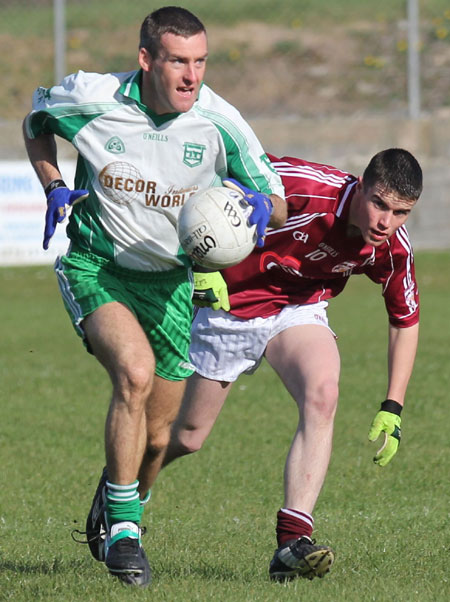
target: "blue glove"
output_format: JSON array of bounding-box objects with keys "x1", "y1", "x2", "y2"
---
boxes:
[
  {"x1": 43, "y1": 181, "x2": 89, "y2": 250},
  {"x1": 223, "y1": 178, "x2": 273, "y2": 247}
]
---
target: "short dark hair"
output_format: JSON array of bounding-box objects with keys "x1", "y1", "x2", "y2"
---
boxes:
[
  {"x1": 139, "y1": 6, "x2": 206, "y2": 58},
  {"x1": 362, "y1": 148, "x2": 423, "y2": 202}
]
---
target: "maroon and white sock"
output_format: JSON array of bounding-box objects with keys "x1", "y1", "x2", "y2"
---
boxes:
[{"x1": 276, "y1": 507, "x2": 314, "y2": 546}]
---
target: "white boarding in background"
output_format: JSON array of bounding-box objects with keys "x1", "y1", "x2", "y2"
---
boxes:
[{"x1": 0, "y1": 161, "x2": 76, "y2": 266}]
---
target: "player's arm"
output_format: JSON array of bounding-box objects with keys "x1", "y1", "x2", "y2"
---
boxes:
[
  {"x1": 22, "y1": 121, "x2": 61, "y2": 188},
  {"x1": 23, "y1": 120, "x2": 89, "y2": 249},
  {"x1": 268, "y1": 193, "x2": 287, "y2": 229},
  {"x1": 386, "y1": 322, "x2": 419, "y2": 405},
  {"x1": 368, "y1": 322, "x2": 419, "y2": 466},
  {"x1": 365, "y1": 229, "x2": 420, "y2": 465}
]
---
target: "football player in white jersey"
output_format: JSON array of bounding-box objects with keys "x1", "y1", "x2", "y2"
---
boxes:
[
  {"x1": 22, "y1": 6, "x2": 286, "y2": 587},
  {"x1": 163, "y1": 148, "x2": 423, "y2": 582}
]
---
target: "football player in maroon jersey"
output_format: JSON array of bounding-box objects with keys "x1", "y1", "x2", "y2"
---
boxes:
[{"x1": 164, "y1": 148, "x2": 422, "y2": 581}]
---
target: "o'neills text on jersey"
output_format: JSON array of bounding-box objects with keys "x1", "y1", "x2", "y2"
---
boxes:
[{"x1": 143, "y1": 133, "x2": 169, "y2": 142}]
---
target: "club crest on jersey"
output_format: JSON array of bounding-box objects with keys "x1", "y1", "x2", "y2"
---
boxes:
[
  {"x1": 331, "y1": 261, "x2": 358, "y2": 274},
  {"x1": 404, "y1": 281, "x2": 418, "y2": 313},
  {"x1": 183, "y1": 143, "x2": 206, "y2": 167},
  {"x1": 36, "y1": 86, "x2": 52, "y2": 102},
  {"x1": 260, "y1": 252, "x2": 303, "y2": 277},
  {"x1": 105, "y1": 136, "x2": 125, "y2": 154}
]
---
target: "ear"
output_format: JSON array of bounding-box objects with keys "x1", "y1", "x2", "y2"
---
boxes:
[
  {"x1": 351, "y1": 177, "x2": 365, "y2": 202},
  {"x1": 351, "y1": 177, "x2": 365, "y2": 205},
  {"x1": 138, "y1": 47, "x2": 152, "y2": 72}
]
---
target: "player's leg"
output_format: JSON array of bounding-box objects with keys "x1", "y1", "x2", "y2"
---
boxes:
[
  {"x1": 84, "y1": 264, "x2": 194, "y2": 583},
  {"x1": 83, "y1": 301, "x2": 153, "y2": 585},
  {"x1": 160, "y1": 305, "x2": 266, "y2": 467},
  {"x1": 56, "y1": 252, "x2": 153, "y2": 582},
  {"x1": 266, "y1": 324, "x2": 340, "y2": 513},
  {"x1": 84, "y1": 302, "x2": 155, "y2": 484},
  {"x1": 265, "y1": 323, "x2": 339, "y2": 581},
  {"x1": 137, "y1": 374, "x2": 189, "y2": 491},
  {"x1": 162, "y1": 372, "x2": 233, "y2": 466},
  {"x1": 85, "y1": 303, "x2": 152, "y2": 481},
  {"x1": 57, "y1": 255, "x2": 196, "y2": 587}
]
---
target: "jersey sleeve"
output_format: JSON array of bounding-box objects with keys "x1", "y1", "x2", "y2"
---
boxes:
[
  {"x1": 226, "y1": 135, "x2": 284, "y2": 199},
  {"x1": 195, "y1": 87, "x2": 285, "y2": 199},
  {"x1": 365, "y1": 226, "x2": 419, "y2": 328},
  {"x1": 24, "y1": 71, "x2": 122, "y2": 143},
  {"x1": 268, "y1": 153, "x2": 354, "y2": 211}
]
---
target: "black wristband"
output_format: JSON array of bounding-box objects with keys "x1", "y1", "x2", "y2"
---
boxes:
[
  {"x1": 44, "y1": 179, "x2": 67, "y2": 197},
  {"x1": 381, "y1": 399, "x2": 403, "y2": 415}
]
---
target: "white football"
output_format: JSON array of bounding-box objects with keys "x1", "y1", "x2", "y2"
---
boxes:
[{"x1": 177, "y1": 186, "x2": 257, "y2": 269}]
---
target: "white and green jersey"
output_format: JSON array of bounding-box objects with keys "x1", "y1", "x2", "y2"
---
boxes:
[{"x1": 25, "y1": 70, "x2": 284, "y2": 271}]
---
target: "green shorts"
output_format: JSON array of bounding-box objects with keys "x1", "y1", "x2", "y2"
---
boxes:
[{"x1": 54, "y1": 247, "x2": 194, "y2": 381}]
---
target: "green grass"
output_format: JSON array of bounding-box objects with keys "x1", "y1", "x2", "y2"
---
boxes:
[
  {"x1": 1, "y1": 0, "x2": 449, "y2": 35},
  {"x1": 0, "y1": 251, "x2": 449, "y2": 601},
  {"x1": 2, "y1": 0, "x2": 449, "y2": 119}
]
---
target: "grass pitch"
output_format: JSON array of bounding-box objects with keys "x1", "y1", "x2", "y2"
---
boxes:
[{"x1": 0, "y1": 251, "x2": 449, "y2": 601}]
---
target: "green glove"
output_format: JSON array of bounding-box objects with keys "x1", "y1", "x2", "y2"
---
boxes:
[
  {"x1": 368, "y1": 400, "x2": 402, "y2": 467},
  {"x1": 192, "y1": 271, "x2": 230, "y2": 311}
]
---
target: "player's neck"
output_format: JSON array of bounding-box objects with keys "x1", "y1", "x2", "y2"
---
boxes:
[{"x1": 346, "y1": 223, "x2": 361, "y2": 238}]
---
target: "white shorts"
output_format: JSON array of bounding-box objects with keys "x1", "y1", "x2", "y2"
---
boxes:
[{"x1": 189, "y1": 302, "x2": 334, "y2": 382}]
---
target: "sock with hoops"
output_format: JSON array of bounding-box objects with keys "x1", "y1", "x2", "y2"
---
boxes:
[
  {"x1": 138, "y1": 490, "x2": 151, "y2": 522},
  {"x1": 276, "y1": 507, "x2": 314, "y2": 546},
  {"x1": 105, "y1": 480, "x2": 141, "y2": 526}
]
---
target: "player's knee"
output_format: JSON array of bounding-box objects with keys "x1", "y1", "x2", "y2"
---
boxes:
[
  {"x1": 114, "y1": 362, "x2": 153, "y2": 405},
  {"x1": 145, "y1": 431, "x2": 172, "y2": 461},
  {"x1": 306, "y1": 379, "x2": 339, "y2": 421},
  {"x1": 162, "y1": 428, "x2": 204, "y2": 466},
  {"x1": 172, "y1": 427, "x2": 205, "y2": 456}
]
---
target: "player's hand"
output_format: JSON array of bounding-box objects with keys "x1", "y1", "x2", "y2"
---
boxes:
[
  {"x1": 222, "y1": 178, "x2": 273, "y2": 248},
  {"x1": 43, "y1": 184, "x2": 89, "y2": 249},
  {"x1": 368, "y1": 400, "x2": 402, "y2": 466},
  {"x1": 193, "y1": 271, "x2": 230, "y2": 311}
]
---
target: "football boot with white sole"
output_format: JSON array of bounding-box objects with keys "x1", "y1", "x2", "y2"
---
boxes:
[
  {"x1": 105, "y1": 521, "x2": 151, "y2": 587},
  {"x1": 269, "y1": 536, "x2": 334, "y2": 581}
]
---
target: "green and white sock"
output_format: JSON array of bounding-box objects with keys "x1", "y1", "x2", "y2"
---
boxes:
[
  {"x1": 106, "y1": 479, "x2": 141, "y2": 526},
  {"x1": 138, "y1": 490, "x2": 151, "y2": 522}
]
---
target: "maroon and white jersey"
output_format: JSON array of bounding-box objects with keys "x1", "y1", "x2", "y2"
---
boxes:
[{"x1": 223, "y1": 154, "x2": 419, "y2": 328}]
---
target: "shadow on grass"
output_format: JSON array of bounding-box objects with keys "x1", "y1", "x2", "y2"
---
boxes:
[
  {"x1": 153, "y1": 560, "x2": 244, "y2": 582},
  {"x1": 1, "y1": 556, "x2": 242, "y2": 583},
  {"x1": 0, "y1": 557, "x2": 87, "y2": 575}
]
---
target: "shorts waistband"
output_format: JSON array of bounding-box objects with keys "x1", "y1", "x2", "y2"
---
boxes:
[{"x1": 66, "y1": 245, "x2": 190, "y2": 283}]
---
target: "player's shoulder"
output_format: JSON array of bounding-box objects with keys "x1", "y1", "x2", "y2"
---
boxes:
[
  {"x1": 381, "y1": 224, "x2": 414, "y2": 256},
  {"x1": 49, "y1": 70, "x2": 135, "y2": 103},
  {"x1": 195, "y1": 83, "x2": 246, "y2": 121},
  {"x1": 368, "y1": 226, "x2": 415, "y2": 276},
  {"x1": 267, "y1": 153, "x2": 356, "y2": 213},
  {"x1": 268, "y1": 153, "x2": 352, "y2": 180},
  {"x1": 72, "y1": 69, "x2": 135, "y2": 93}
]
